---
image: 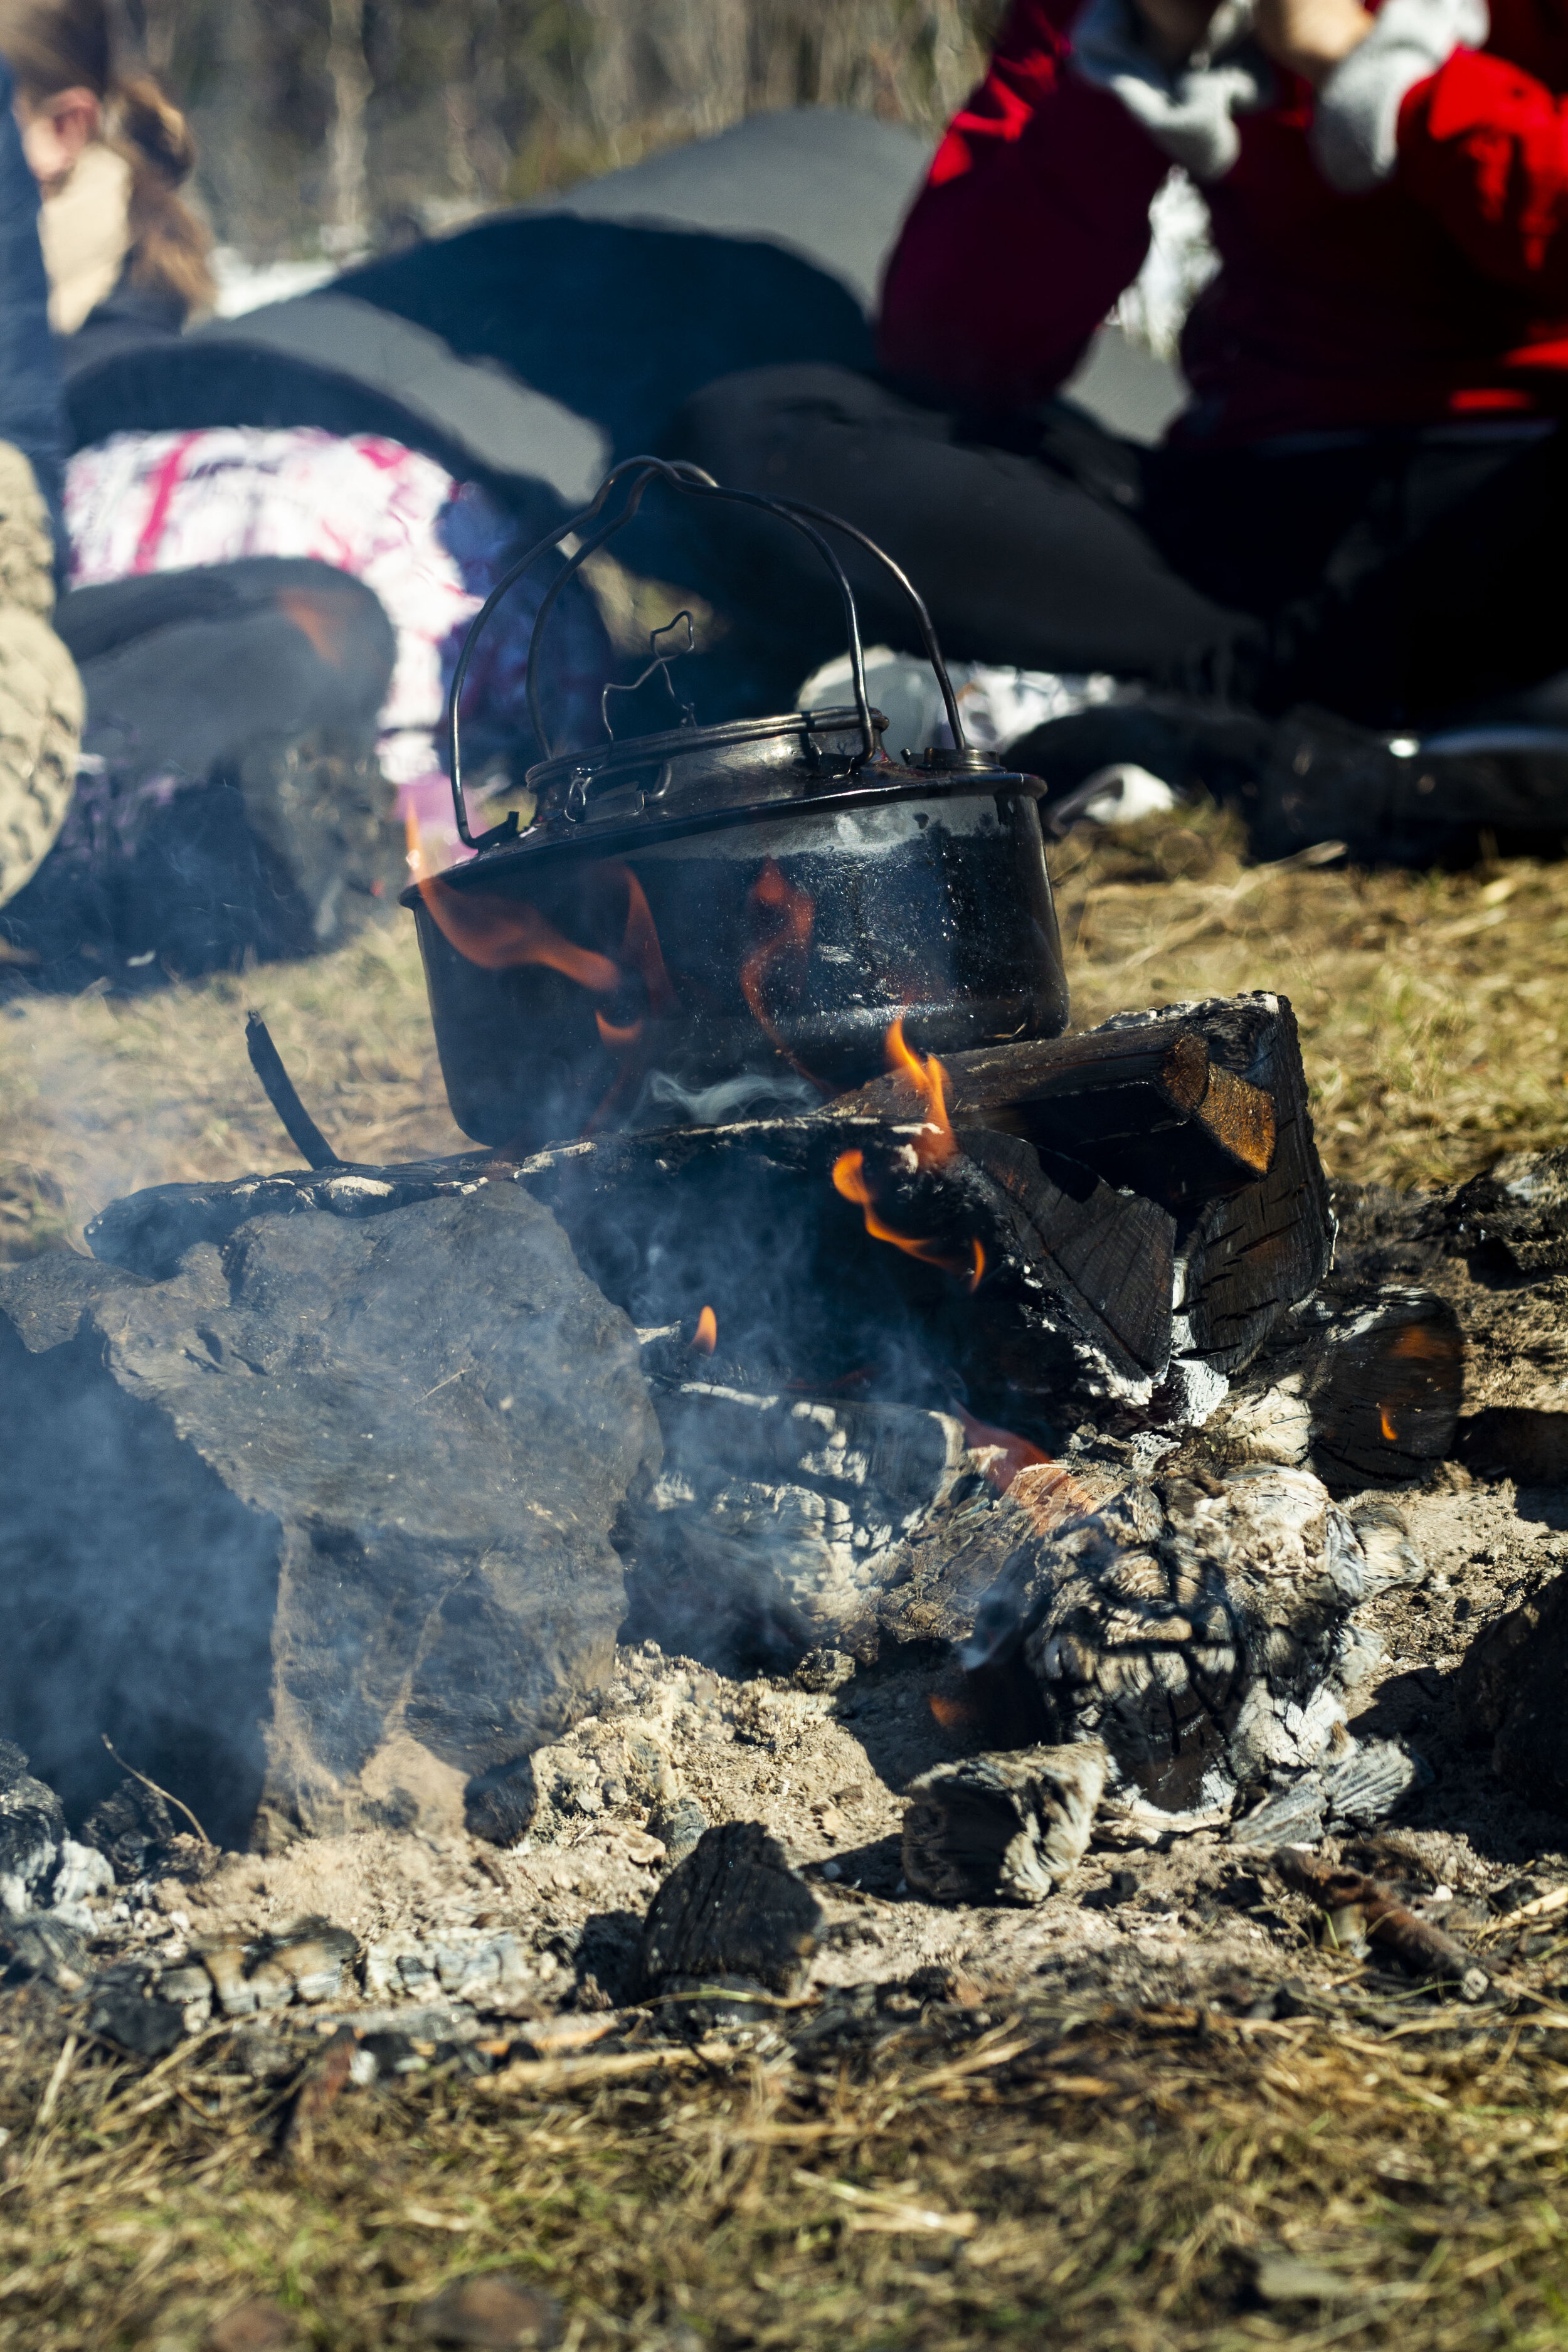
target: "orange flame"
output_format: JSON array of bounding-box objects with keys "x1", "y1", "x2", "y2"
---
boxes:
[
  {"x1": 929, "y1": 1692, "x2": 976, "y2": 1731},
  {"x1": 411, "y1": 812, "x2": 622, "y2": 988},
  {"x1": 618, "y1": 866, "x2": 677, "y2": 1017},
  {"x1": 1380, "y1": 1406, "x2": 1399, "y2": 1443},
  {"x1": 832, "y1": 1148, "x2": 983, "y2": 1290},
  {"x1": 741, "y1": 859, "x2": 818, "y2": 1076},
  {"x1": 885, "y1": 1016, "x2": 958, "y2": 1168},
  {"x1": 596, "y1": 1012, "x2": 644, "y2": 1048},
  {"x1": 692, "y1": 1306, "x2": 718, "y2": 1354}
]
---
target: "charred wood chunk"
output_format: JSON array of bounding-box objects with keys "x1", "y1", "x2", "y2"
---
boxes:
[
  {"x1": 638, "y1": 1820, "x2": 822, "y2": 1997},
  {"x1": 1201, "y1": 1285, "x2": 1463, "y2": 1491},
  {"x1": 1446, "y1": 1145, "x2": 1568, "y2": 1278},
  {"x1": 973, "y1": 1464, "x2": 1369, "y2": 1813},
  {"x1": 902, "y1": 1742, "x2": 1107, "y2": 1906},
  {"x1": 1163, "y1": 995, "x2": 1332, "y2": 1375},
  {"x1": 1296, "y1": 1288, "x2": 1464, "y2": 1490}
]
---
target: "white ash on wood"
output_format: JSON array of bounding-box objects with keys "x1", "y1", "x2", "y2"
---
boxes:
[{"x1": 967, "y1": 1464, "x2": 1397, "y2": 1813}]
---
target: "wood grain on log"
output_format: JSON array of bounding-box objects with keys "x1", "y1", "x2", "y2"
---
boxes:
[{"x1": 902, "y1": 1742, "x2": 1107, "y2": 1906}]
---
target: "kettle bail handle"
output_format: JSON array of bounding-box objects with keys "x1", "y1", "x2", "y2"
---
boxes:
[{"x1": 442, "y1": 457, "x2": 968, "y2": 852}]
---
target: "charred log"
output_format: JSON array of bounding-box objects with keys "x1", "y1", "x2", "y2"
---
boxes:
[
  {"x1": 967, "y1": 1464, "x2": 1375, "y2": 1812},
  {"x1": 901, "y1": 1742, "x2": 1107, "y2": 1906}
]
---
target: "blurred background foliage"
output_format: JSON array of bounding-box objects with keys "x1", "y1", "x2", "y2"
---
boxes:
[{"x1": 112, "y1": 0, "x2": 1006, "y2": 261}]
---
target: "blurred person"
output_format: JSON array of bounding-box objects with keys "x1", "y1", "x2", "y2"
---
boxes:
[
  {"x1": 0, "y1": 0, "x2": 212, "y2": 362},
  {"x1": 663, "y1": 0, "x2": 1568, "y2": 857},
  {"x1": 0, "y1": 47, "x2": 80, "y2": 914},
  {"x1": 0, "y1": 0, "x2": 611, "y2": 980}
]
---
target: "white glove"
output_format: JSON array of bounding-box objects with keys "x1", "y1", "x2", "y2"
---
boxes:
[{"x1": 1071, "y1": 0, "x2": 1274, "y2": 182}]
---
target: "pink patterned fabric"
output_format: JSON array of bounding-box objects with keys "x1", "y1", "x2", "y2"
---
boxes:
[{"x1": 63, "y1": 427, "x2": 609, "y2": 852}]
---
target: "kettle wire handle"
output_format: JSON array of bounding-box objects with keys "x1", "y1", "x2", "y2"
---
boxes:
[{"x1": 443, "y1": 453, "x2": 968, "y2": 852}]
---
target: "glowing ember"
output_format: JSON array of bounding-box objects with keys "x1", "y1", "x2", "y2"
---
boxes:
[
  {"x1": 955, "y1": 1408, "x2": 1051, "y2": 1495},
  {"x1": 831, "y1": 1148, "x2": 984, "y2": 1289},
  {"x1": 693, "y1": 1305, "x2": 718, "y2": 1354},
  {"x1": 928, "y1": 1692, "x2": 975, "y2": 1730},
  {"x1": 1380, "y1": 1406, "x2": 1399, "y2": 1442}
]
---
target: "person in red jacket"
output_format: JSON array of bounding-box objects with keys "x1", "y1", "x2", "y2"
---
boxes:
[{"x1": 662, "y1": 0, "x2": 1568, "y2": 850}]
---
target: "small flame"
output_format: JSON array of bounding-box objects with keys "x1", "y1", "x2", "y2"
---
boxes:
[
  {"x1": 885, "y1": 1016, "x2": 958, "y2": 1168},
  {"x1": 1380, "y1": 1406, "x2": 1399, "y2": 1443},
  {"x1": 832, "y1": 1149, "x2": 983, "y2": 1289},
  {"x1": 693, "y1": 1305, "x2": 718, "y2": 1354},
  {"x1": 929, "y1": 1692, "x2": 976, "y2": 1730},
  {"x1": 596, "y1": 1012, "x2": 644, "y2": 1048}
]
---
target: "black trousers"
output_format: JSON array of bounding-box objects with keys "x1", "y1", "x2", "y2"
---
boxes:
[{"x1": 655, "y1": 363, "x2": 1568, "y2": 733}]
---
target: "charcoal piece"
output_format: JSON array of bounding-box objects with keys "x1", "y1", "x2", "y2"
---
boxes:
[
  {"x1": 980, "y1": 1462, "x2": 1369, "y2": 1812},
  {"x1": 1446, "y1": 1147, "x2": 1568, "y2": 1278},
  {"x1": 639, "y1": 1820, "x2": 822, "y2": 1996},
  {"x1": 901, "y1": 1741, "x2": 1107, "y2": 1906},
  {"x1": 83, "y1": 1777, "x2": 183, "y2": 1883},
  {"x1": 0, "y1": 1912, "x2": 87, "y2": 1991},
  {"x1": 462, "y1": 1755, "x2": 539, "y2": 1848},
  {"x1": 648, "y1": 1797, "x2": 708, "y2": 1864},
  {"x1": 0, "y1": 1190, "x2": 659, "y2": 1846},
  {"x1": 87, "y1": 1962, "x2": 189, "y2": 2057},
  {"x1": 0, "y1": 1740, "x2": 65, "y2": 1919}
]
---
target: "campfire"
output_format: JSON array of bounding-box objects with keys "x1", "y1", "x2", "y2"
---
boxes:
[{"x1": 0, "y1": 462, "x2": 1514, "y2": 2080}]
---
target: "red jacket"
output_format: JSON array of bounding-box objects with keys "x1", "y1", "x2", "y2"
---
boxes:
[{"x1": 878, "y1": 0, "x2": 1568, "y2": 440}]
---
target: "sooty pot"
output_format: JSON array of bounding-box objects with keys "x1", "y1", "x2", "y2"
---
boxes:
[{"x1": 404, "y1": 459, "x2": 1069, "y2": 1151}]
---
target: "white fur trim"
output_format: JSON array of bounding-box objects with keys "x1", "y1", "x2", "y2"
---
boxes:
[{"x1": 1311, "y1": 0, "x2": 1489, "y2": 191}]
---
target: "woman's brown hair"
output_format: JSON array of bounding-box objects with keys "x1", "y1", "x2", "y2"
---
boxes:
[{"x1": 0, "y1": 0, "x2": 214, "y2": 317}]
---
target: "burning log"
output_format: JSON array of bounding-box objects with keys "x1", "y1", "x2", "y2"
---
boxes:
[
  {"x1": 901, "y1": 1742, "x2": 1107, "y2": 1906},
  {"x1": 1165, "y1": 996, "x2": 1335, "y2": 1375},
  {"x1": 837, "y1": 1017, "x2": 1276, "y2": 1210},
  {"x1": 967, "y1": 1464, "x2": 1376, "y2": 1813}
]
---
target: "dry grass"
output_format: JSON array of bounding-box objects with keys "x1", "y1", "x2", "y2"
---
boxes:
[
  {"x1": 5, "y1": 802, "x2": 1567, "y2": 1263},
  {"x1": 4, "y1": 1986, "x2": 1568, "y2": 2349}
]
